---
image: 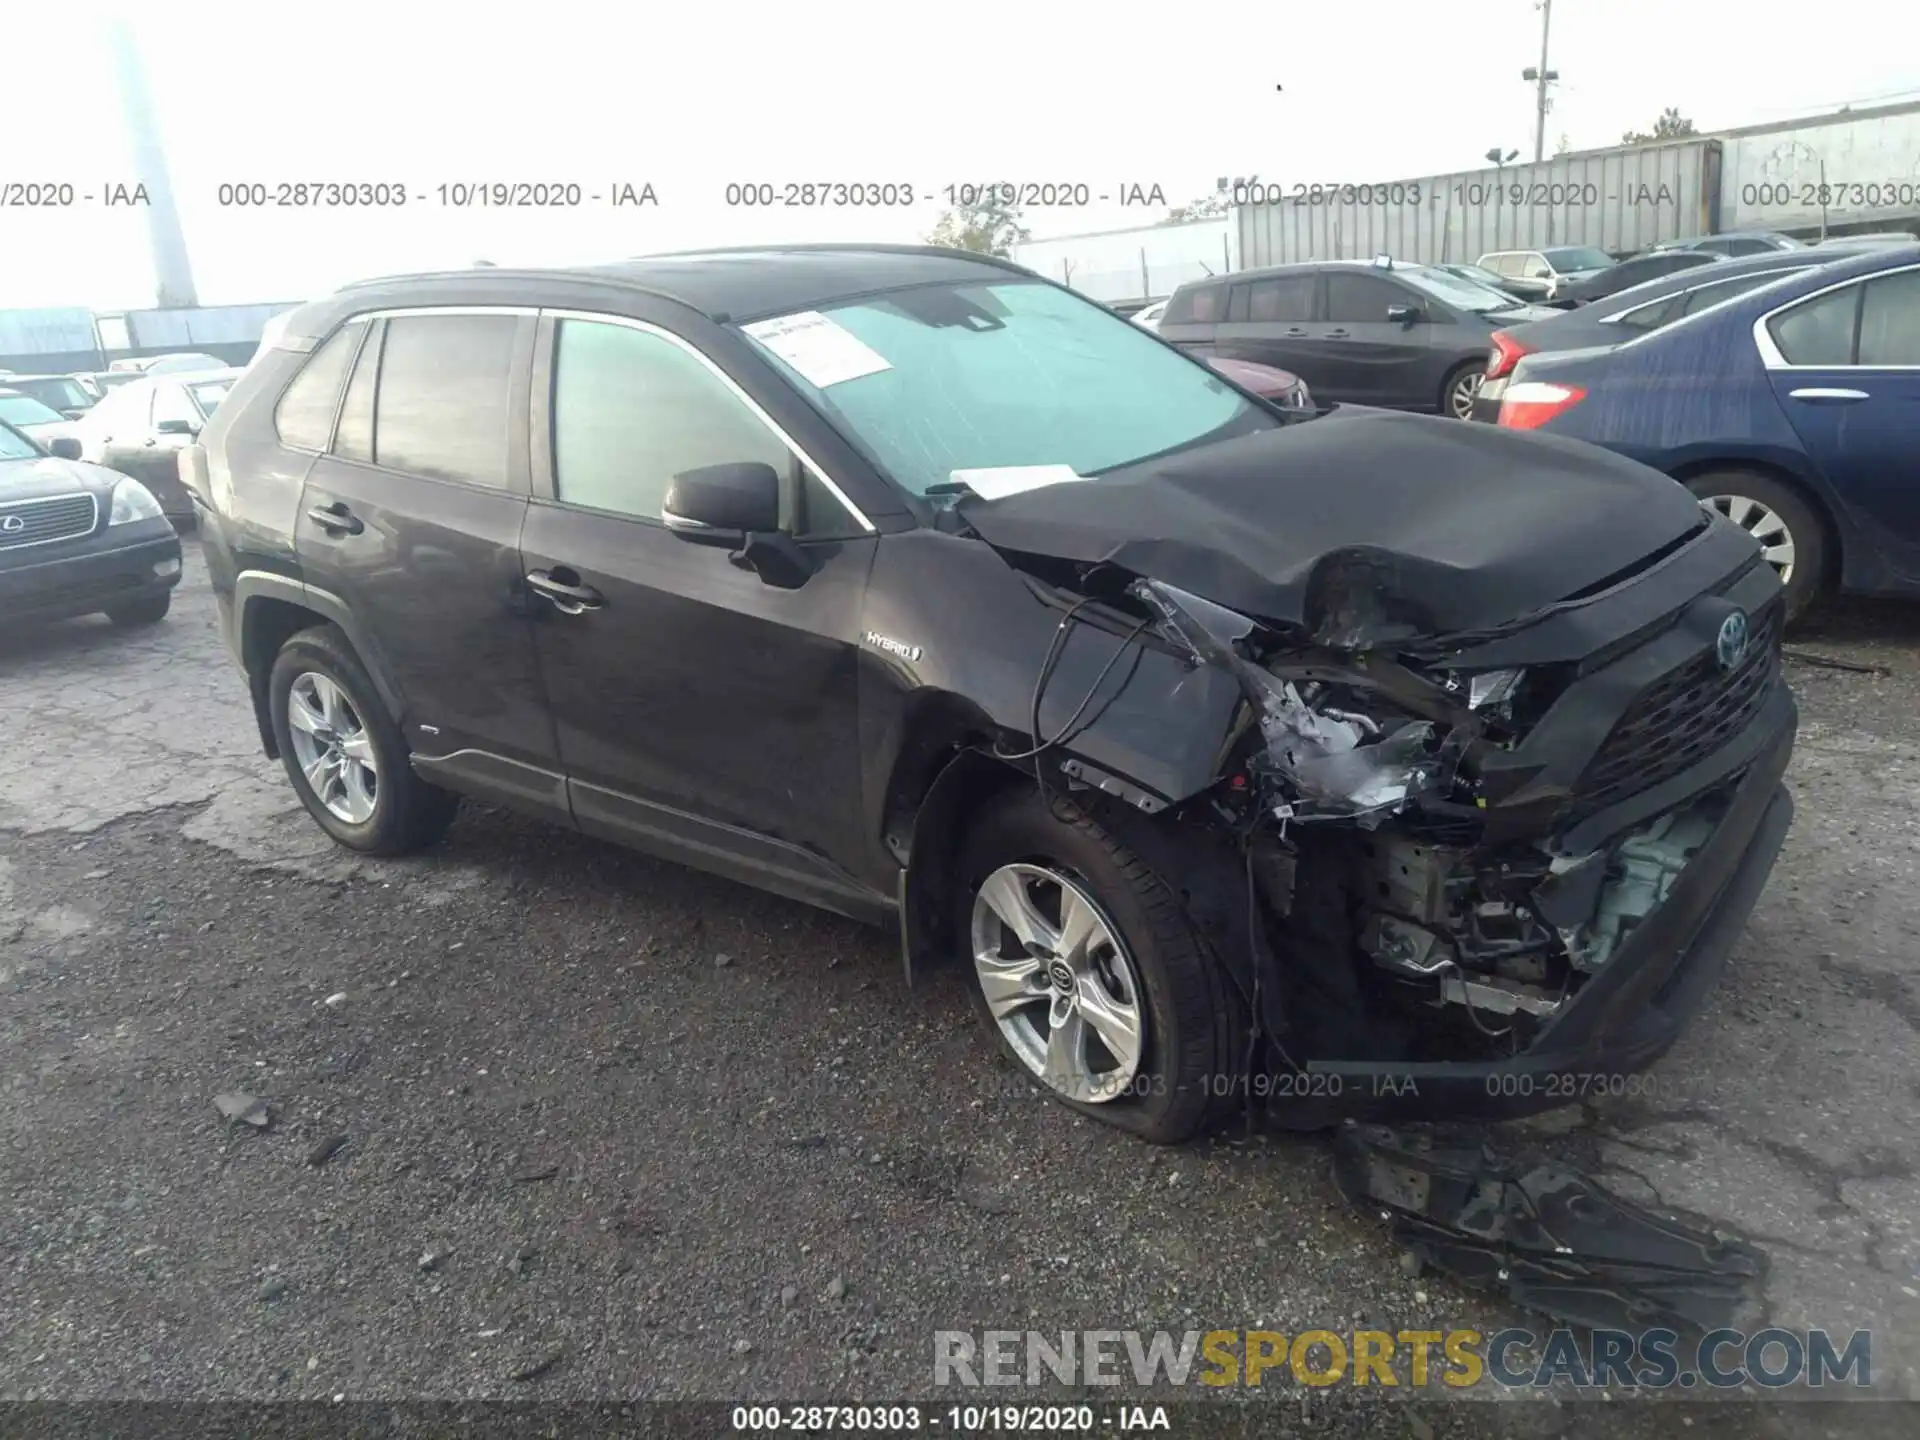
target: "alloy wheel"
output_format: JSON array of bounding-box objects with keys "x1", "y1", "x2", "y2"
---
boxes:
[
  {"x1": 1704, "y1": 493, "x2": 1796, "y2": 584},
  {"x1": 1449, "y1": 369, "x2": 1484, "y2": 418},
  {"x1": 970, "y1": 863, "x2": 1145, "y2": 1104},
  {"x1": 285, "y1": 671, "x2": 380, "y2": 824}
]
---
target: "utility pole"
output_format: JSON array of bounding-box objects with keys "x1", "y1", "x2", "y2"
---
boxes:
[
  {"x1": 1522, "y1": 0, "x2": 1559, "y2": 164},
  {"x1": 107, "y1": 13, "x2": 198, "y2": 309}
]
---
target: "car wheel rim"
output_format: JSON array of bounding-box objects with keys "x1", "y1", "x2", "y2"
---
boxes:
[
  {"x1": 286, "y1": 671, "x2": 379, "y2": 824},
  {"x1": 1450, "y1": 370, "x2": 1483, "y2": 418},
  {"x1": 1705, "y1": 493, "x2": 1796, "y2": 584},
  {"x1": 970, "y1": 863, "x2": 1145, "y2": 1104}
]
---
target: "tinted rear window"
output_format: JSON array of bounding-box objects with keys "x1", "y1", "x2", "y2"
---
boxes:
[
  {"x1": 274, "y1": 321, "x2": 364, "y2": 450},
  {"x1": 1243, "y1": 275, "x2": 1316, "y2": 323},
  {"x1": 372, "y1": 314, "x2": 518, "y2": 488}
]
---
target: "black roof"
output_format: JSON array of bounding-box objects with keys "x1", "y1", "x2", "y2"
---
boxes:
[{"x1": 336, "y1": 244, "x2": 1034, "y2": 324}]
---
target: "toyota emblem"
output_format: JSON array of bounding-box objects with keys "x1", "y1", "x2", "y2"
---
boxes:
[
  {"x1": 1716, "y1": 611, "x2": 1750, "y2": 671},
  {"x1": 0, "y1": 514, "x2": 25, "y2": 533}
]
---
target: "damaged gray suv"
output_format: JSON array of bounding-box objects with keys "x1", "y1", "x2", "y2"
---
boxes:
[{"x1": 190, "y1": 245, "x2": 1795, "y2": 1145}]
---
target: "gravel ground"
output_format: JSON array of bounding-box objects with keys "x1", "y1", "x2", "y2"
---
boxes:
[{"x1": 1, "y1": 552, "x2": 1916, "y2": 1437}]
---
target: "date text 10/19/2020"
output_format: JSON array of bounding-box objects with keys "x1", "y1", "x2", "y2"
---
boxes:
[{"x1": 1227, "y1": 179, "x2": 1688, "y2": 208}]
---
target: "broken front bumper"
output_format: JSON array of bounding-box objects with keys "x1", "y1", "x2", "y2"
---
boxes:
[{"x1": 1284, "y1": 682, "x2": 1797, "y2": 1125}]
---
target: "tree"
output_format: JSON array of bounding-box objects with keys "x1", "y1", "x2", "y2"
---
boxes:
[
  {"x1": 927, "y1": 192, "x2": 1031, "y2": 257},
  {"x1": 1554, "y1": 133, "x2": 1572, "y2": 157},
  {"x1": 1621, "y1": 108, "x2": 1696, "y2": 145},
  {"x1": 1164, "y1": 180, "x2": 1233, "y2": 225}
]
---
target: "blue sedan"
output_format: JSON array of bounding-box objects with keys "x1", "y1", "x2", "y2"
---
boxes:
[{"x1": 1493, "y1": 244, "x2": 1920, "y2": 620}]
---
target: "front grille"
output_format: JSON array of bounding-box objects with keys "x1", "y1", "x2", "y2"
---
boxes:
[
  {"x1": 1575, "y1": 599, "x2": 1782, "y2": 814},
  {"x1": 0, "y1": 492, "x2": 98, "y2": 551}
]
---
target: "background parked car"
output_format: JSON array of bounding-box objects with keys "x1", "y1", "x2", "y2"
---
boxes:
[
  {"x1": 1495, "y1": 244, "x2": 1920, "y2": 621},
  {"x1": 1813, "y1": 231, "x2": 1918, "y2": 249},
  {"x1": 106, "y1": 352, "x2": 228, "y2": 376},
  {"x1": 0, "y1": 373, "x2": 96, "y2": 417},
  {"x1": 0, "y1": 388, "x2": 81, "y2": 449},
  {"x1": 1159, "y1": 259, "x2": 1552, "y2": 418},
  {"x1": 1131, "y1": 299, "x2": 1169, "y2": 331},
  {"x1": 1550, "y1": 249, "x2": 1722, "y2": 306},
  {"x1": 1431, "y1": 261, "x2": 1527, "y2": 299},
  {"x1": 1201, "y1": 354, "x2": 1313, "y2": 410},
  {"x1": 1475, "y1": 245, "x2": 1615, "y2": 303},
  {"x1": 1473, "y1": 245, "x2": 1872, "y2": 422},
  {"x1": 72, "y1": 368, "x2": 242, "y2": 525},
  {"x1": 1653, "y1": 231, "x2": 1803, "y2": 257}
]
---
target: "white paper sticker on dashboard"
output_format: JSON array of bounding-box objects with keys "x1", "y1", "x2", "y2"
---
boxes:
[
  {"x1": 949, "y1": 465, "x2": 1087, "y2": 499},
  {"x1": 742, "y1": 311, "x2": 893, "y2": 389}
]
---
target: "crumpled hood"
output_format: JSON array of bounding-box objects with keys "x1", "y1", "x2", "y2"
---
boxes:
[{"x1": 958, "y1": 406, "x2": 1710, "y2": 647}]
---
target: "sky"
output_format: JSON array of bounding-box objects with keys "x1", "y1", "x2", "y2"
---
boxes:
[{"x1": 5, "y1": 0, "x2": 1919, "y2": 310}]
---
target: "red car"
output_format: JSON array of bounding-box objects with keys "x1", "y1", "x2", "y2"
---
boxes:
[{"x1": 1204, "y1": 354, "x2": 1313, "y2": 411}]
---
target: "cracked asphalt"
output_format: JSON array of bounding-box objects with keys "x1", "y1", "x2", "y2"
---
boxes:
[{"x1": 1, "y1": 552, "x2": 1916, "y2": 1436}]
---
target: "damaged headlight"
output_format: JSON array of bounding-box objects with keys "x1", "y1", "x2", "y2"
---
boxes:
[
  {"x1": 1459, "y1": 667, "x2": 1524, "y2": 711},
  {"x1": 1131, "y1": 579, "x2": 1448, "y2": 826}
]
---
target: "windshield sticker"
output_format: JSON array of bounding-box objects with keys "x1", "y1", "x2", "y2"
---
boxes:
[
  {"x1": 950, "y1": 465, "x2": 1087, "y2": 500},
  {"x1": 742, "y1": 311, "x2": 893, "y2": 389}
]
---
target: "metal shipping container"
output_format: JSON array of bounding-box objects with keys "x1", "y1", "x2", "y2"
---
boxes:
[
  {"x1": 0, "y1": 307, "x2": 99, "y2": 361},
  {"x1": 1718, "y1": 100, "x2": 1920, "y2": 237},
  {"x1": 124, "y1": 301, "x2": 302, "y2": 349},
  {"x1": 1012, "y1": 218, "x2": 1239, "y2": 305},
  {"x1": 1234, "y1": 139, "x2": 1721, "y2": 269}
]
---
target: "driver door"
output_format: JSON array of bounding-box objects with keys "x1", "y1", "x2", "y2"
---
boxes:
[{"x1": 517, "y1": 308, "x2": 882, "y2": 915}]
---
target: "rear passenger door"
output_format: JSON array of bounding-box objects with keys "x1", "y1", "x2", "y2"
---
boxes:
[
  {"x1": 292, "y1": 307, "x2": 566, "y2": 820},
  {"x1": 1212, "y1": 272, "x2": 1323, "y2": 384},
  {"x1": 1759, "y1": 262, "x2": 1920, "y2": 578}
]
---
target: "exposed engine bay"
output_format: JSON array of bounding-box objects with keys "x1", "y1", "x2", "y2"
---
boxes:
[{"x1": 1032, "y1": 573, "x2": 1766, "y2": 1070}]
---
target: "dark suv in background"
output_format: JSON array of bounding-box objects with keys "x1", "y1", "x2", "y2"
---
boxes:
[
  {"x1": 1158, "y1": 259, "x2": 1553, "y2": 418},
  {"x1": 186, "y1": 245, "x2": 1794, "y2": 1147}
]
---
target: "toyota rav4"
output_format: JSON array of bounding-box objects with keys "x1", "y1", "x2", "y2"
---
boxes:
[{"x1": 188, "y1": 245, "x2": 1796, "y2": 1144}]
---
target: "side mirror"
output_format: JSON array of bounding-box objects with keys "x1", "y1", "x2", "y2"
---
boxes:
[
  {"x1": 662, "y1": 461, "x2": 813, "y2": 589},
  {"x1": 1386, "y1": 304, "x2": 1421, "y2": 325},
  {"x1": 47, "y1": 436, "x2": 83, "y2": 460},
  {"x1": 156, "y1": 418, "x2": 196, "y2": 436}
]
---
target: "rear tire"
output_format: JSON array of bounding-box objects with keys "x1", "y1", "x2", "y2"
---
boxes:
[
  {"x1": 105, "y1": 593, "x2": 170, "y2": 627},
  {"x1": 955, "y1": 788, "x2": 1242, "y2": 1144},
  {"x1": 268, "y1": 624, "x2": 459, "y2": 855},
  {"x1": 1684, "y1": 470, "x2": 1827, "y2": 623}
]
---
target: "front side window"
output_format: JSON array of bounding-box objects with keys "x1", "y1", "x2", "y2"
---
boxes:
[
  {"x1": 1164, "y1": 284, "x2": 1225, "y2": 325},
  {"x1": 1324, "y1": 272, "x2": 1409, "y2": 322},
  {"x1": 275, "y1": 320, "x2": 364, "y2": 450},
  {"x1": 550, "y1": 318, "x2": 815, "y2": 526},
  {"x1": 373, "y1": 313, "x2": 518, "y2": 488},
  {"x1": 742, "y1": 280, "x2": 1274, "y2": 498},
  {"x1": 188, "y1": 378, "x2": 234, "y2": 417},
  {"x1": 1857, "y1": 268, "x2": 1920, "y2": 365},
  {"x1": 1768, "y1": 285, "x2": 1859, "y2": 365}
]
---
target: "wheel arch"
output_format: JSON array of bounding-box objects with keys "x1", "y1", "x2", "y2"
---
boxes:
[{"x1": 234, "y1": 572, "x2": 404, "y2": 759}]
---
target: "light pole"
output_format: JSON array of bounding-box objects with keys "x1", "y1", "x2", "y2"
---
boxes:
[
  {"x1": 107, "y1": 13, "x2": 198, "y2": 309},
  {"x1": 1521, "y1": 0, "x2": 1559, "y2": 164}
]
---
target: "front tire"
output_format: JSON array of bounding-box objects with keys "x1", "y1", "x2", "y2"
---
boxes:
[
  {"x1": 955, "y1": 789, "x2": 1240, "y2": 1144},
  {"x1": 105, "y1": 593, "x2": 170, "y2": 627},
  {"x1": 1684, "y1": 470, "x2": 1827, "y2": 623},
  {"x1": 268, "y1": 625, "x2": 459, "y2": 855}
]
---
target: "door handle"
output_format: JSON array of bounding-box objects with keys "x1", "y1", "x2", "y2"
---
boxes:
[
  {"x1": 305, "y1": 502, "x2": 364, "y2": 536},
  {"x1": 1285, "y1": 328, "x2": 1309, "y2": 336},
  {"x1": 1324, "y1": 329, "x2": 1351, "y2": 338},
  {"x1": 525, "y1": 568, "x2": 605, "y2": 615},
  {"x1": 1788, "y1": 387, "x2": 1870, "y2": 403}
]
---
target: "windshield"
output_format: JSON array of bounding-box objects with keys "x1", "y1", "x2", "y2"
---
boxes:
[
  {"x1": 741, "y1": 279, "x2": 1276, "y2": 496},
  {"x1": 1402, "y1": 266, "x2": 1526, "y2": 314},
  {"x1": 0, "y1": 422, "x2": 38, "y2": 460},
  {"x1": 189, "y1": 379, "x2": 234, "y2": 414},
  {"x1": 0, "y1": 393, "x2": 65, "y2": 426},
  {"x1": 1545, "y1": 247, "x2": 1614, "y2": 271},
  {"x1": 7, "y1": 377, "x2": 91, "y2": 411}
]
